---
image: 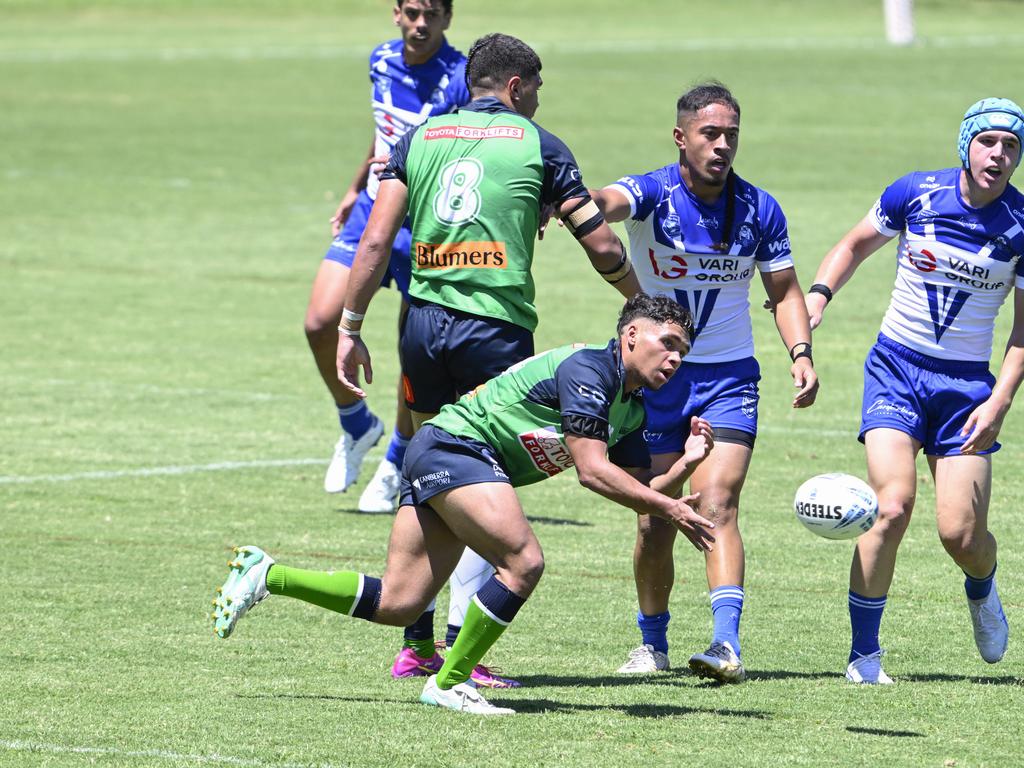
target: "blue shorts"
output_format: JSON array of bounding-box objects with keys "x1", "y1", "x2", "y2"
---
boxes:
[
  {"x1": 399, "y1": 299, "x2": 534, "y2": 413},
  {"x1": 399, "y1": 424, "x2": 511, "y2": 508},
  {"x1": 642, "y1": 357, "x2": 760, "y2": 455},
  {"x1": 860, "y1": 334, "x2": 999, "y2": 457},
  {"x1": 324, "y1": 189, "x2": 412, "y2": 298}
]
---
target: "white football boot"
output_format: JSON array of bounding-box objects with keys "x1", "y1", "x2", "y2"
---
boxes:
[
  {"x1": 688, "y1": 641, "x2": 746, "y2": 683},
  {"x1": 323, "y1": 416, "x2": 384, "y2": 493},
  {"x1": 212, "y1": 546, "x2": 274, "y2": 639},
  {"x1": 357, "y1": 458, "x2": 401, "y2": 513},
  {"x1": 968, "y1": 581, "x2": 1009, "y2": 663},
  {"x1": 845, "y1": 649, "x2": 893, "y2": 684},
  {"x1": 419, "y1": 675, "x2": 515, "y2": 715},
  {"x1": 616, "y1": 644, "x2": 670, "y2": 674}
]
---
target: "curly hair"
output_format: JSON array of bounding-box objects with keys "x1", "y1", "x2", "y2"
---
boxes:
[
  {"x1": 676, "y1": 81, "x2": 740, "y2": 121},
  {"x1": 616, "y1": 293, "x2": 693, "y2": 341},
  {"x1": 465, "y1": 33, "x2": 541, "y2": 93}
]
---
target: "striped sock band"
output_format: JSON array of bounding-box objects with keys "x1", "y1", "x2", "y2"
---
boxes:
[
  {"x1": 848, "y1": 590, "x2": 886, "y2": 662},
  {"x1": 710, "y1": 585, "x2": 744, "y2": 655}
]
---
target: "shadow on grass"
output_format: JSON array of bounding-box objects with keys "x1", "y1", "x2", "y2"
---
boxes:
[
  {"x1": 897, "y1": 672, "x2": 1023, "y2": 686},
  {"x1": 237, "y1": 693, "x2": 768, "y2": 719},
  {"x1": 845, "y1": 726, "x2": 924, "y2": 738}
]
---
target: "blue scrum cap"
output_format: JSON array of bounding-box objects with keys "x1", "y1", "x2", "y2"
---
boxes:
[{"x1": 958, "y1": 97, "x2": 1024, "y2": 169}]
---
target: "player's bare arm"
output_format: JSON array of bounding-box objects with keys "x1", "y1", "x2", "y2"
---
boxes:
[
  {"x1": 336, "y1": 178, "x2": 409, "y2": 397},
  {"x1": 557, "y1": 194, "x2": 640, "y2": 298},
  {"x1": 961, "y1": 287, "x2": 1024, "y2": 454},
  {"x1": 761, "y1": 267, "x2": 819, "y2": 408},
  {"x1": 332, "y1": 133, "x2": 377, "y2": 236},
  {"x1": 805, "y1": 217, "x2": 893, "y2": 328},
  {"x1": 589, "y1": 185, "x2": 633, "y2": 224},
  {"x1": 565, "y1": 433, "x2": 715, "y2": 551}
]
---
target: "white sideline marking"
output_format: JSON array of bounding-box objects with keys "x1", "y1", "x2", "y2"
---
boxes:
[
  {"x1": 0, "y1": 739, "x2": 343, "y2": 768},
  {"x1": 1, "y1": 35, "x2": 1023, "y2": 63},
  {"x1": 0, "y1": 458, "x2": 327, "y2": 485}
]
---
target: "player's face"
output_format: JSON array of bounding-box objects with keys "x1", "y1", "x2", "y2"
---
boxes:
[
  {"x1": 968, "y1": 130, "x2": 1020, "y2": 191},
  {"x1": 674, "y1": 103, "x2": 740, "y2": 187},
  {"x1": 624, "y1": 319, "x2": 690, "y2": 390},
  {"x1": 510, "y1": 74, "x2": 542, "y2": 119},
  {"x1": 394, "y1": 0, "x2": 451, "y2": 64}
]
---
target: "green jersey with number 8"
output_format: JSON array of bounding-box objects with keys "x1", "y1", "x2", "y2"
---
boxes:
[{"x1": 380, "y1": 97, "x2": 590, "y2": 331}]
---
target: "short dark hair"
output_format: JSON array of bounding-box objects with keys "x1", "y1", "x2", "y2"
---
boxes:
[
  {"x1": 465, "y1": 33, "x2": 541, "y2": 93},
  {"x1": 676, "y1": 81, "x2": 740, "y2": 121},
  {"x1": 396, "y1": 0, "x2": 453, "y2": 14},
  {"x1": 616, "y1": 292, "x2": 693, "y2": 341}
]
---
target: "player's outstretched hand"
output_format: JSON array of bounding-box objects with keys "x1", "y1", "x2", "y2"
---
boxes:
[
  {"x1": 682, "y1": 416, "x2": 714, "y2": 466},
  {"x1": 337, "y1": 333, "x2": 373, "y2": 399},
  {"x1": 960, "y1": 398, "x2": 1008, "y2": 454},
  {"x1": 665, "y1": 493, "x2": 715, "y2": 552},
  {"x1": 804, "y1": 291, "x2": 828, "y2": 330},
  {"x1": 791, "y1": 358, "x2": 819, "y2": 408},
  {"x1": 330, "y1": 189, "x2": 360, "y2": 237}
]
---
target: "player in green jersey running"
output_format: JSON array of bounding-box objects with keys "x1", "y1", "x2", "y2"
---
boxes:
[
  {"x1": 334, "y1": 33, "x2": 640, "y2": 688},
  {"x1": 211, "y1": 293, "x2": 716, "y2": 715}
]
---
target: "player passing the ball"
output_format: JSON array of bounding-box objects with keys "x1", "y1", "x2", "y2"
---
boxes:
[
  {"x1": 807, "y1": 98, "x2": 1024, "y2": 684},
  {"x1": 212, "y1": 294, "x2": 715, "y2": 715},
  {"x1": 590, "y1": 82, "x2": 818, "y2": 682}
]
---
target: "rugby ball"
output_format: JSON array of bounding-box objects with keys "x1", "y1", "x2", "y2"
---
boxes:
[{"x1": 794, "y1": 473, "x2": 878, "y2": 540}]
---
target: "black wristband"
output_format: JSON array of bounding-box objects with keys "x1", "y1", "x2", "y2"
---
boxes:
[
  {"x1": 789, "y1": 341, "x2": 812, "y2": 363},
  {"x1": 809, "y1": 283, "x2": 833, "y2": 303}
]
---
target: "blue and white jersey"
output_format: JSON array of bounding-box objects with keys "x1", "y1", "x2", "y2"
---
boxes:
[
  {"x1": 367, "y1": 38, "x2": 469, "y2": 199},
  {"x1": 869, "y1": 167, "x2": 1024, "y2": 361},
  {"x1": 610, "y1": 164, "x2": 794, "y2": 363}
]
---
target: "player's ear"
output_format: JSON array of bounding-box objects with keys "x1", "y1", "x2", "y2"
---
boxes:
[
  {"x1": 672, "y1": 124, "x2": 686, "y2": 152},
  {"x1": 508, "y1": 75, "x2": 523, "y2": 102},
  {"x1": 393, "y1": 3, "x2": 402, "y2": 25}
]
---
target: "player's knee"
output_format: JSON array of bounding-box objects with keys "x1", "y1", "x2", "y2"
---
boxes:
[
  {"x1": 636, "y1": 516, "x2": 676, "y2": 558},
  {"x1": 874, "y1": 497, "x2": 913, "y2": 535},
  {"x1": 303, "y1": 307, "x2": 337, "y2": 341},
  {"x1": 938, "y1": 528, "x2": 986, "y2": 564},
  {"x1": 697, "y1": 495, "x2": 739, "y2": 527}
]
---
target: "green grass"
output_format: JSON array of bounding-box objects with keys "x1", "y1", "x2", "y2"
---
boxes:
[{"x1": 3, "y1": 1, "x2": 1024, "y2": 766}]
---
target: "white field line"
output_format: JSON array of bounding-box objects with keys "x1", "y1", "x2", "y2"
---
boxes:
[
  {"x1": 0, "y1": 739, "x2": 344, "y2": 768},
  {"x1": 0, "y1": 458, "x2": 327, "y2": 485},
  {"x1": 2, "y1": 35, "x2": 1024, "y2": 64}
]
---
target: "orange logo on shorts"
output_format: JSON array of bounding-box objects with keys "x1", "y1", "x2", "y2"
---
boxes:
[
  {"x1": 415, "y1": 242, "x2": 507, "y2": 269},
  {"x1": 402, "y1": 373, "x2": 415, "y2": 406}
]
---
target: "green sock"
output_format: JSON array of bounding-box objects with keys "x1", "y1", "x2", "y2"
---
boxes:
[
  {"x1": 405, "y1": 638, "x2": 437, "y2": 658},
  {"x1": 265, "y1": 564, "x2": 363, "y2": 615},
  {"x1": 435, "y1": 599, "x2": 509, "y2": 688}
]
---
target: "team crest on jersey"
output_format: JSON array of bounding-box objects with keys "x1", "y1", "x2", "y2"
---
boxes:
[
  {"x1": 737, "y1": 224, "x2": 755, "y2": 246},
  {"x1": 662, "y1": 213, "x2": 681, "y2": 239},
  {"x1": 518, "y1": 427, "x2": 574, "y2": 476},
  {"x1": 988, "y1": 234, "x2": 1014, "y2": 258}
]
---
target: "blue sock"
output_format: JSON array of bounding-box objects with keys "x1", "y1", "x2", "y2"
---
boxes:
[
  {"x1": 337, "y1": 401, "x2": 373, "y2": 440},
  {"x1": 964, "y1": 562, "x2": 996, "y2": 601},
  {"x1": 637, "y1": 610, "x2": 670, "y2": 654},
  {"x1": 384, "y1": 427, "x2": 411, "y2": 466},
  {"x1": 446, "y1": 623, "x2": 461, "y2": 649},
  {"x1": 710, "y1": 586, "x2": 744, "y2": 656},
  {"x1": 849, "y1": 590, "x2": 886, "y2": 662}
]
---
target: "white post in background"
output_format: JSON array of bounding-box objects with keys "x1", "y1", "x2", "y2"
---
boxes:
[{"x1": 884, "y1": 0, "x2": 915, "y2": 45}]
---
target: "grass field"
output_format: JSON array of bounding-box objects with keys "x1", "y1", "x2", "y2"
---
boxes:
[{"x1": 3, "y1": 1, "x2": 1024, "y2": 766}]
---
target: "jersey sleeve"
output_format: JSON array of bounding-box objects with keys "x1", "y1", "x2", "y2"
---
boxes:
[
  {"x1": 607, "y1": 423, "x2": 652, "y2": 469},
  {"x1": 378, "y1": 126, "x2": 420, "y2": 185},
  {"x1": 607, "y1": 174, "x2": 663, "y2": 222},
  {"x1": 536, "y1": 127, "x2": 588, "y2": 207},
  {"x1": 754, "y1": 191, "x2": 794, "y2": 271},
  {"x1": 554, "y1": 350, "x2": 618, "y2": 441},
  {"x1": 869, "y1": 173, "x2": 916, "y2": 237}
]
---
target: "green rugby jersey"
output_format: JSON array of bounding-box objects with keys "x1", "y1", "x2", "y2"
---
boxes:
[
  {"x1": 380, "y1": 97, "x2": 589, "y2": 331},
  {"x1": 428, "y1": 340, "x2": 651, "y2": 487}
]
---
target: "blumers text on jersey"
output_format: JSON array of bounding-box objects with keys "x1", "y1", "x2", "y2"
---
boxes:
[
  {"x1": 869, "y1": 168, "x2": 1024, "y2": 361},
  {"x1": 366, "y1": 38, "x2": 469, "y2": 199},
  {"x1": 610, "y1": 164, "x2": 793, "y2": 363}
]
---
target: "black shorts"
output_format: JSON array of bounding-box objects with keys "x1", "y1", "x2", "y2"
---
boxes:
[
  {"x1": 399, "y1": 299, "x2": 534, "y2": 413},
  {"x1": 399, "y1": 424, "x2": 512, "y2": 508}
]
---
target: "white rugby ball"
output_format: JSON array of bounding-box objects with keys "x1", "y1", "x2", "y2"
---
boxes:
[{"x1": 794, "y1": 473, "x2": 878, "y2": 540}]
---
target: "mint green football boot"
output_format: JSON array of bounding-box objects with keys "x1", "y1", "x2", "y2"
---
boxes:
[{"x1": 211, "y1": 546, "x2": 275, "y2": 639}]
